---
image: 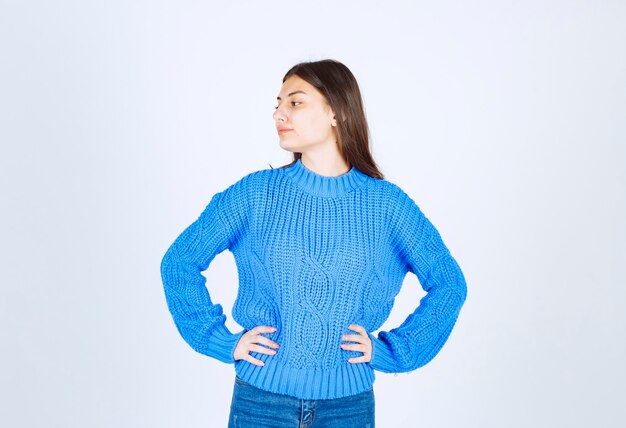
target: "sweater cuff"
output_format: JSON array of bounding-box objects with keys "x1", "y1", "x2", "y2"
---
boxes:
[
  {"x1": 207, "y1": 324, "x2": 246, "y2": 364},
  {"x1": 368, "y1": 332, "x2": 398, "y2": 373}
]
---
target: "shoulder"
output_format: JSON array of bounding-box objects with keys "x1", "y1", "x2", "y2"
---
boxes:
[
  {"x1": 365, "y1": 177, "x2": 419, "y2": 209},
  {"x1": 232, "y1": 164, "x2": 285, "y2": 187},
  {"x1": 216, "y1": 165, "x2": 277, "y2": 194},
  {"x1": 205, "y1": 167, "x2": 278, "y2": 235},
  {"x1": 365, "y1": 179, "x2": 427, "y2": 236},
  {"x1": 210, "y1": 165, "x2": 284, "y2": 211}
]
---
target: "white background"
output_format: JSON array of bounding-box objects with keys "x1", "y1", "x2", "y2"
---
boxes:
[{"x1": 1, "y1": 1, "x2": 624, "y2": 426}]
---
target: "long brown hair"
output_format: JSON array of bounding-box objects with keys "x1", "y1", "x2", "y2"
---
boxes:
[{"x1": 273, "y1": 59, "x2": 384, "y2": 180}]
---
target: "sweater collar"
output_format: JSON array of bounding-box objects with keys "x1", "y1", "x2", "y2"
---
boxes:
[{"x1": 284, "y1": 158, "x2": 369, "y2": 197}]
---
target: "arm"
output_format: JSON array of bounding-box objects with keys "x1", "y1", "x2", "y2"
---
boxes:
[
  {"x1": 160, "y1": 178, "x2": 249, "y2": 364},
  {"x1": 368, "y1": 188, "x2": 467, "y2": 373}
]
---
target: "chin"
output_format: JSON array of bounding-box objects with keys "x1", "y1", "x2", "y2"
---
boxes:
[{"x1": 279, "y1": 140, "x2": 302, "y2": 153}]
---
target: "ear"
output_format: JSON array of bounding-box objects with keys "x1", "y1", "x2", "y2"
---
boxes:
[{"x1": 331, "y1": 111, "x2": 346, "y2": 127}]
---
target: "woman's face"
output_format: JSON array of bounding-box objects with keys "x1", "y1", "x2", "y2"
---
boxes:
[{"x1": 273, "y1": 75, "x2": 337, "y2": 154}]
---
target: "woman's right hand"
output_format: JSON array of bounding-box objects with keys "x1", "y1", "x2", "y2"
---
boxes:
[{"x1": 233, "y1": 326, "x2": 280, "y2": 366}]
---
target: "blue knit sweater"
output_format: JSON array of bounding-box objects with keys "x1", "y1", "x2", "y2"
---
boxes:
[{"x1": 160, "y1": 158, "x2": 467, "y2": 400}]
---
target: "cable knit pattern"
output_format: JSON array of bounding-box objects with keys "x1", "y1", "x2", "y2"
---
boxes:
[{"x1": 160, "y1": 158, "x2": 467, "y2": 399}]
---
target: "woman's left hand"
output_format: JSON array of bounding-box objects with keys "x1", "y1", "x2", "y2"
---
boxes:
[{"x1": 341, "y1": 324, "x2": 372, "y2": 363}]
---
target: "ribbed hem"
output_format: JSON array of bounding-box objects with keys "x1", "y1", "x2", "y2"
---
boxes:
[
  {"x1": 284, "y1": 158, "x2": 369, "y2": 198},
  {"x1": 234, "y1": 357, "x2": 376, "y2": 400},
  {"x1": 368, "y1": 332, "x2": 399, "y2": 373},
  {"x1": 207, "y1": 324, "x2": 246, "y2": 364}
]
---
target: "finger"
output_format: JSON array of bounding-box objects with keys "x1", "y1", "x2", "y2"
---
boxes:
[
  {"x1": 254, "y1": 325, "x2": 278, "y2": 334},
  {"x1": 342, "y1": 334, "x2": 363, "y2": 343},
  {"x1": 255, "y1": 335, "x2": 280, "y2": 349},
  {"x1": 250, "y1": 344, "x2": 277, "y2": 355},
  {"x1": 348, "y1": 355, "x2": 371, "y2": 364},
  {"x1": 348, "y1": 324, "x2": 366, "y2": 334},
  {"x1": 340, "y1": 343, "x2": 367, "y2": 352},
  {"x1": 244, "y1": 355, "x2": 265, "y2": 366}
]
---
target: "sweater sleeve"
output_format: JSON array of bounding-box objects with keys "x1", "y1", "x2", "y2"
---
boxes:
[
  {"x1": 160, "y1": 178, "x2": 249, "y2": 364},
  {"x1": 368, "y1": 188, "x2": 467, "y2": 373}
]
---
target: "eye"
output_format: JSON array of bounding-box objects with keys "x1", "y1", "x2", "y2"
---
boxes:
[{"x1": 274, "y1": 101, "x2": 301, "y2": 109}]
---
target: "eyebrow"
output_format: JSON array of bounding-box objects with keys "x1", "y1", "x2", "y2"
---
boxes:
[{"x1": 276, "y1": 90, "x2": 307, "y2": 101}]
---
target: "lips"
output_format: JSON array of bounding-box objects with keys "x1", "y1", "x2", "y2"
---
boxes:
[{"x1": 278, "y1": 128, "x2": 293, "y2": 135}]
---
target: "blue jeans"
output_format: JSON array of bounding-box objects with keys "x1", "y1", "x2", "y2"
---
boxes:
[{"x1": 228, "y1": 376, "x2": 375, "y2": 428}]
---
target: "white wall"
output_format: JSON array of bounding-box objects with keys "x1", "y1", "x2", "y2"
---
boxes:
[{"x1": 1, "y1": 1, "x2": 624, "y2": 426}]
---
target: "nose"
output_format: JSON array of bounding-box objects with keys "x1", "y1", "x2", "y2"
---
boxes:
[{"x1": 273, "y1": 105, "x2": 287, "y2": 124}]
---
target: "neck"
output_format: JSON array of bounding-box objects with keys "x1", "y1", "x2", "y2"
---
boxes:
[
  {"x1": 300, "y1": 154, "x2": 350, "y2": 177},
  {"x1": 284, "y1": 158, "x2": 368, "y2": 198}
]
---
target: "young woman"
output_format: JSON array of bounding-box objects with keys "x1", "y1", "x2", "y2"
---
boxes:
[{"x1": 160, "y1": 59, "x2": 467, "y2": 427}]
